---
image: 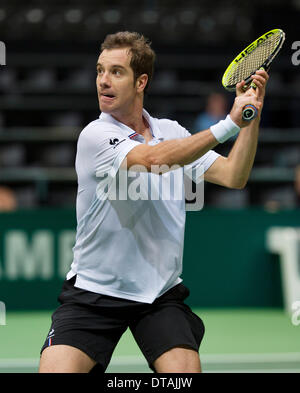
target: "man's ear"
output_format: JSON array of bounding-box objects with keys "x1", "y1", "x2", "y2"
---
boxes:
[{"x1": 136, "y1": 74, "x2": 148, "y2": 93}]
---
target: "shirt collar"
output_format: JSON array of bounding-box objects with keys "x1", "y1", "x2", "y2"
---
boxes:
[{"x1": 99, "y1": 109, "x2": 163, "y2": 142}]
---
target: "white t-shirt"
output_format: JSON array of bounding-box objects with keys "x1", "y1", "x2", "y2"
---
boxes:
[{"x1": 67, "y1": 109, "x2": 220, "y2": 303}]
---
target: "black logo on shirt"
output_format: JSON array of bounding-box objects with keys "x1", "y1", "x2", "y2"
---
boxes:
[
  {"x1": 109, "y1": 138, "x2": 126, "y2": 149},
  {"x1": 109, "y1": 138, "x2": 119, "y2": 145}
]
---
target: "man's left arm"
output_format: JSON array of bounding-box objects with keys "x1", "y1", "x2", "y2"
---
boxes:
[{"x1": 204, "y1": 69, "x2": 269, "y2": 189}]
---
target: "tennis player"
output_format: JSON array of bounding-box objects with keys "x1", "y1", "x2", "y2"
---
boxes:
[{"x1": 39, "y1": 32, "x2": 268, "y2": 373}]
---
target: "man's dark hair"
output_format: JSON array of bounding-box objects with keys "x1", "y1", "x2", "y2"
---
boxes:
[{"x1": 101, "y1": 31, "x2": 155, "y2": 93}]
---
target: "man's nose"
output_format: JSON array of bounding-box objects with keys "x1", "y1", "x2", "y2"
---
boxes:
[{"x1": 99, "y1": 71, "x2": 111, "y2": 88}]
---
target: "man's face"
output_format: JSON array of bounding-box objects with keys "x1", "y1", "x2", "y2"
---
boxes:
[{"x1": 96, "y1": 48, "x2": 139, "y2": 116}]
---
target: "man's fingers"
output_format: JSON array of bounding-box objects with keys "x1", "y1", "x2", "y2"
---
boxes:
[
  {"x1": 236, "y1": 70, "x2": 269, "y2": 96},
  {"x1": 251, "y1": 71, "x2": 268, "y2": 99},
  {"x1": 255, "y1": 69, "x2": 269, "y2": 80},
  {"x1": 251, "y1": 74, "x2": 267, "y2": 88},
  {"x1": 231, "y1": 69, "x2": 268, "y2": 126},
  {"x1": 230, "y1": 90, "x2": 263, "y2": 127},
  {"x1": 251, "y1": 77, "x2": 264, "y2": 90},
  {"x1": 236, "y1": 80, "x2": 246, "y2": 96}
]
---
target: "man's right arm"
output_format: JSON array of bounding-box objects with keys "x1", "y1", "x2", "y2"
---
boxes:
[
  {"x1": 123, "y1": 129, "x2": 218, "y2": 173},
  {"x1": 124, "y1": 79, "x2": 263, "y2": 175}
]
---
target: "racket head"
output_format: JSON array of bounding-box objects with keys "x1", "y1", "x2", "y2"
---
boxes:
[{"x1": 222, "y1": 28, "x2": 285, "y2": 92}]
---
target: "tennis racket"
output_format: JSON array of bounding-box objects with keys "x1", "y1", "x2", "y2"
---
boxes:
[{"x1": 222, "y1": 28, "x2": 285, "y2": 121}]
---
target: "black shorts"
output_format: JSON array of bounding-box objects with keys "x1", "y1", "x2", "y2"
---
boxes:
[{"x1": 40, "y1": 276, "x2": 205, "y2": 372}]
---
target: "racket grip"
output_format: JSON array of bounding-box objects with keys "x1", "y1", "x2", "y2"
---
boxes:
[{"x1": 242, "y1": 104, "x2": 258, "y2": 121}]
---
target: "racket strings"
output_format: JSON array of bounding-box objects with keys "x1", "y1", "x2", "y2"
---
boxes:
[{"x1": 225, "y1": 32, "x2": 282, "y2": 86}]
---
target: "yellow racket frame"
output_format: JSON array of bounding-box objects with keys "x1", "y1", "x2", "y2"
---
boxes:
[{"x1": 222, "y1": 28, "x2": 285, "y2": 91}]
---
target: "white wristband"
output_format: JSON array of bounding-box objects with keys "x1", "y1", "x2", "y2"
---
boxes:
[{"x1": 210, "y1": 115, "x2": 240, "y2": 143}]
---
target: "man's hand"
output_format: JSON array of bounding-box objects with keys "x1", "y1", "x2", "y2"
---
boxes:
[{"x1": 229, "y1": 69, "x2": 269, "y2": 128}]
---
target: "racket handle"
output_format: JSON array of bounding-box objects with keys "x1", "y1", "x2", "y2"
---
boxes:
[{"x1": 242, "y1": 104, "x2": 258, "y2": 121}]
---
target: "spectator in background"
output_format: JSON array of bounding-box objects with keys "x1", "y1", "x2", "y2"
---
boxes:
[
  {"x1": 194, "y1": 92, "x2": 228, "y2": 131},
  {"x1": 0, "y1": 186, "x2": 17, "y2": 211}
]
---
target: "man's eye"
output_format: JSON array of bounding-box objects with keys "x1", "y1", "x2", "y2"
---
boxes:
[
  {"x1": 113, "y1": 70, "x2": 121, "y2": 75},
  {"x1": 97, "y1": 69, "x2": 103, "y2": 74}
]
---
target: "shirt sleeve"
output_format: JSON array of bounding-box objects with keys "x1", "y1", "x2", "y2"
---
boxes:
[{"x1": 78, "y1": 122, "x2": 140, "y2": 179}]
